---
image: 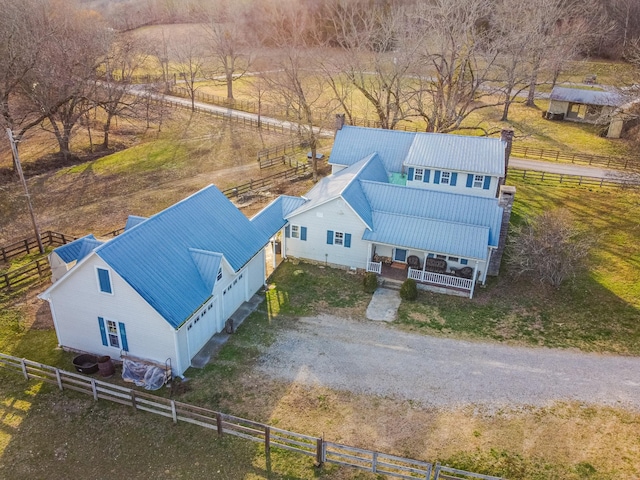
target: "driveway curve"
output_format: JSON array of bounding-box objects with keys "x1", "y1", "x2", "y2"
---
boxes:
[{"x1": 257, "y1": 315, "x2": 640, "y2": 411}]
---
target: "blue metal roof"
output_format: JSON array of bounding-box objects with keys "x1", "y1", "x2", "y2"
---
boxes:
[
  {"x1": 124, "y1": 215, "x2": 147, "y2": 231},
  {"x1": 251, "y1": 195, "x2": 307, "y2": 242},
  {"x1": 330, "y1": 126, "x2": 415, "y2": 172},
  {"x1": 363, "y1": 212, "x2": 490, "y2": 260},
  {"x1": 360, "y1": 181, "x2": 503, "y2": 247},
  {"x1": 550, "y1": 86, "x2": 623, "y2": 107},
  {"x1": 287, "y1": 153, "x2": 388, "y2": 229},
  {"x1": 404, "y1": 133, "x2": 505, "y2": 176},
  {"x1": 54, "y1": 235, "x2": 103, "y2": 263},
  {"x1": 189, "y1": 249, "x2": 222, "y2": 293},
  {"x1": 330, "y1": 125, "x2": 506, "y2": 177},
  {"x1": 96, "y1": 185, "x2": 268, "y2": 328}
]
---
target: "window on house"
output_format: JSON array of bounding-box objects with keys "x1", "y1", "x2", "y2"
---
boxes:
[
  {"x1": 473, "y1": 175, "x2": 484, "y2": 188},
  {"x1": 107, "y1": 320, "x2": 119, "y2": 348},
  {"x1": 327, "y1": 230, "x2": 351, "y2": 247},
  {"x1": 97, "y1": 268, "x2": 112, "y2": 294},
  {"x1": 436, "y1": 254, "x2": 446, "y2": 259},
  {"x1": 440, "y1": 172, "x2": 451, "y2": 185},
  {"x1": 414, "y1": 168, "x2": 424, "y2": 181},
  {"x1": 291, "y1": 225, "x2": 300, "y2": 238},
  {"x1": 448, "y1": 257, "x2": 459, "y2": 263},
  {"x1": 460, "y1": 259, "x2": 468, "y2": 265},
  {"x1": 334, "y1": 232, "x2": 344, "y2": 246},
  {"x1": 217, "y1": 268, "x2": 222, "y2": 281}
]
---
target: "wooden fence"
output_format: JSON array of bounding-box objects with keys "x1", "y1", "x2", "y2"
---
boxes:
[
  {"x1": 0, "y1": 352, "x2": 502, "y2": 480},
  {"x1": 509, "y1": 168, "x2": 640, "y2": 188},
  {"x1": 0, "y1": 231, "x2": 76, "y2": 264},
  {"x1": 510, "y1": 145, "x2": 639, "y2": 171},
  {"x1": 0, "y1": 258, "x2": 51, "y2": 292},
  {"x1": 221, "y1": 164, "x2": 310, "y2": 198}
]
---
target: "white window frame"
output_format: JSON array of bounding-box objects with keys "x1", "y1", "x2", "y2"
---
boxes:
[
  {"x1": 440, "y1": 171, "x2": 451, "y2": 185},
  {"x1": 291, "y1": 225, "x2": 300, "y2": 239},
  {"x1": 414, "y1": 168, "x2": 424, "y2": 181},
  {"x1": 106, "y1": 319, "x2": 121, "y2": 349},
  {"x1": 334, "y1": 231, "x2": 344, "y2": 246},
  {"x1": 473, "y1": 175, "x2": 485, "y2": 188}
]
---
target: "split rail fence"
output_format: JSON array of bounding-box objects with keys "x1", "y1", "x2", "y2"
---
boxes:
[
  {"x1": 0, "y1": 353, "x2": 502, "y2": 480},
  {"x1": 509, "y1": 168, "x2": 640, "y2": 188},
  {"x1": 510, "y1": 145, "x2": 638, "y2": 171},
  {"x1": 0, "y1": 231, "x2": 76, "y2": 264}
]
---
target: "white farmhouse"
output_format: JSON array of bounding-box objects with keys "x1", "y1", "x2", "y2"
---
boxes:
[
  {"x1": 39, "y1": 185, "x2": 270, "y2": 377},
  {"x1": 256, "y1": 124, "x2": 516, "y2": 298}
]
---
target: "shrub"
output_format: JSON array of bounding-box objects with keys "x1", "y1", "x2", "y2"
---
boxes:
[
  {"x1": 363, "y1": 272, "x2": 378, "y2": 293},
  {"x1": 400, "y1": 279, "x2": 418, "y2": 301}
]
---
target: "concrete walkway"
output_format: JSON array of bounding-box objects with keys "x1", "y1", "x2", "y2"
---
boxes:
[
  {"x1": 366, "y1": 287, "x2": 402, "y2": 322},
  {"x1": 190, "y1": 294, "x2": 264, "y2": 369}
]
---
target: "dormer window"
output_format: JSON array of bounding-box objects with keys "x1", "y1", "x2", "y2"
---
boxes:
[
  {"x1": 473, "y1": 175, "x2": 485, "y2": 188},
  {"x1": 414, "y1": 168, "x2": 424, "y2": 181},
  {"x1": 440, "y1": 172, "x2": 451, "y2": 185},
  {"x1": 217, "y1": 268, "x2": 223, "y2": 281}
]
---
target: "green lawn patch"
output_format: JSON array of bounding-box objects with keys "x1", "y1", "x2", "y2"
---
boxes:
[{"x1": 398, "y1": 179, "x2": 640, "y2": 353}]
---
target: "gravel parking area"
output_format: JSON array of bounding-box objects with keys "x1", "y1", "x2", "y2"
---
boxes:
[{"x1": 257, "y1": 314, "x2": 640, "y2": 411}]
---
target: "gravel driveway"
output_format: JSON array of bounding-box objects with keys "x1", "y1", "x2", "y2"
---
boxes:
[{"x1": 257, "y1": 314, "x2": 640, "y2": 411}]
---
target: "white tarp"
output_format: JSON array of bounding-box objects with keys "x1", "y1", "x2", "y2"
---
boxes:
[{"x1": 122, "y1": 358, "x2": 169, "y2": 391}]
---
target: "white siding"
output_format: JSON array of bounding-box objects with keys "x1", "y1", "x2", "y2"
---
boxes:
[
  {"x1": 286, "y1": 198, "x2": 369, "y2": 269},
  {"x1": 406, "y1": 171, "x2": 499, "y2": 198},
  {"x1": 46, "y1": 253, "x2": 179, "y2": 374},
  {"x1": 49, "y1": 252, "x2": 73, "y2": 283}
]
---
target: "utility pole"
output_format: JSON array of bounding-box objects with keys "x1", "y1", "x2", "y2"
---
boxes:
[{"x1": 6, "y1": 128, "x2": 44, "y2": 254}]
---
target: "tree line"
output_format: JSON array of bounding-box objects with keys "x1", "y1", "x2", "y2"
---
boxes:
[{"x1": 2, "y1": 0, "x2": 639, "y2": 167}]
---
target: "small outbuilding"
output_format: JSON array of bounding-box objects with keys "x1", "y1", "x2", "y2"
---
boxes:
[{"x1": 546, "y1": 86, "x2": 626, "y2": 138}]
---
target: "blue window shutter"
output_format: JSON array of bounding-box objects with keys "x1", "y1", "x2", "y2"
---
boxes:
[
  {"x1": 301, "y1": 226, "x2": 307, "y2": 241},
  {"x1": 451, "y1": 172, "x2": 458, "y2": 186},
  {"x1": 119, "y1": 322, "x2": 129, "y2": 351},
  {"x1": 423, "y1": 169, "x2": 430, "y2": 182},
  {"x1": 97, "y1": 268, "x2": 112, "y2": 294},
  {"x1": 407, "y1": 167, "x2": 414, "y2": 181},
  {"x1": 483, "y1": 176, "x2": 491, "y2": 190},
  {"x1": 466, "y1": 174, "x2": 473, "y2": 188},
  {"x1": 434, "y1": 170, "x2": 441, "y2": 184},
  {"x1": 326, "y1": 230, "x2": 334, "y2": 245},
  {"x1": 98, "y1": 317, "x2": 108, "y2": 346},
  {"x1": 344, "y1": 233, "x2": 351, "y2": 248},
  {"x1": 460, "y1": 259, "x2": 468, "y2": 265},
  {"x1": 285, "y1": 225, "x2": 290, "y2": 238}
]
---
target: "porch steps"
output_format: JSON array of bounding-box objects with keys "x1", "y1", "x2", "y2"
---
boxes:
[{"x1": 380, "y1": 278, "x2": 402, "y2": 291}]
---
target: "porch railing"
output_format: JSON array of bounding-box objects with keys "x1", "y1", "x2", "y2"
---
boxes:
[
  {"x1": 408, "y1": 268, "x2": 473, "y2": 291},
  {"x1": 366, "y1": 260, "x2": 382, "y2": 274}
]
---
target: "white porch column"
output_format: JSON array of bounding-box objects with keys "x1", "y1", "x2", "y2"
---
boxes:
[
  {"x1": 281, "y1": 227, "x2": 287, "y2": 259},
  {"x1": 272, "y1": 238, "x2": 277, "y2": 269},
  {"x1": 367, "y1": 243, "x2": 372, "y2": 265},
  {"x1": 421, "y1": 252, "x2": 427, "y2": 282},
  {"x1": 469, "y1": 260, "x2": 479, "y2": 299}
]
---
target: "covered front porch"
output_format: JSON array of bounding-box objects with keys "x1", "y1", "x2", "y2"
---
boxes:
[{"x1": 365, "y1": 243, "x2": 485, "y2": 299}]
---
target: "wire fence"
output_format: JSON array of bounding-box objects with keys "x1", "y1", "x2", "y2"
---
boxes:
[{"x1": 0, "y1": 352, "x2": 502, "y2": 480}]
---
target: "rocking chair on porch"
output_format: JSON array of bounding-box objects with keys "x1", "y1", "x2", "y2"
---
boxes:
[{"x1": 407, "y1": 255, "x2": 421, "y2": 269}]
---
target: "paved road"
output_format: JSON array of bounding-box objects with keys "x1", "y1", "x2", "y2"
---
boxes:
[
  {"x1": 127, "y1": 86, "x2": 637, "y2": 180},
  {"x1": 257, "y1": 315, "x2": 640, "y2": 411}
]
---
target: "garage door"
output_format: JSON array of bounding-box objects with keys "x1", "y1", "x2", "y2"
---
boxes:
[
  {"x1": 222, "y1": 273, "x2": 245, "y2": 319},
  {"x1": 187, "y1": 298, "x2": 219, "y2": 359}
]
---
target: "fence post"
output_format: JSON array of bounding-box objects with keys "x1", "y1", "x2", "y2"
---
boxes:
[
  {"x1": 91, "y1": 379, "x2": 98, "y2": 401},
  {"x1": 21, "y1": 359, "x2": 29, "y2": 380},
  {"x1": 216, "y1": 413, "x2": 223, "y2": 436},
  {"x1": 1, "y1": 247, "x2": 6, "y2": 263},
  {"x1": 171, "y1": 399, "x2": 177, "y2": 424},
  {"x1": 315, "y1": 438, "x2": 324, "y2": 467},
  {"x1": 55, "y1": 368, "x2": 63, "y2": 390},
  {"x1": 372, "y1": 451, "x2": 378, "y2": 473},
  {"x1": 24, "y1": 239, "x2": 30, "y2": 254},
  {"x1": 131, "y1": 390, "x2": 137, "y2": 410},
  {"x1": 265, "y1": 426, "x2": 271, "y2": 457}
]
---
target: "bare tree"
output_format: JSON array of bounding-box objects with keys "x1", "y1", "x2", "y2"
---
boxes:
[
  {"x1": 508, "y1": 209, "x2": 596, "y2": 288},
  {"x1": 171, "y1": 37, "x2": 207, "y2": 111},
  {"x1": 202, "y1": 6, "x2": 253, "y2": 100},
  {"x1": 408, "y1": 0, "x2": 501, "y2": 132},
  {"x1": 322, "y1": 0, "x2": 415, "y2": 129}
]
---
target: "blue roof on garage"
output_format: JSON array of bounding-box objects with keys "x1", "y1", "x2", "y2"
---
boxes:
[
  {"x1": 53, "y1": 235, "x2": 103, "y2": 264},
  {"x1": 95, "y1": 185, "x2": 267, "y2": 328}
]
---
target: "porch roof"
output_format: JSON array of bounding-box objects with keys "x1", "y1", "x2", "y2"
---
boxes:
[{"x1": 362, "y1": 212, "x2": 490, "y2": 260}]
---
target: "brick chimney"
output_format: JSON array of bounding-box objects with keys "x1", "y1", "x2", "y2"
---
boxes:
[
  {"x1": 487, "y1": 185, "x2": 516, "y2": 276},
  {"x1": 501, "y1": 129, "x2": 514, "y2": 179},
  {"x1": 335, "y1": 113, "x2": 346, "y2": 136}
]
